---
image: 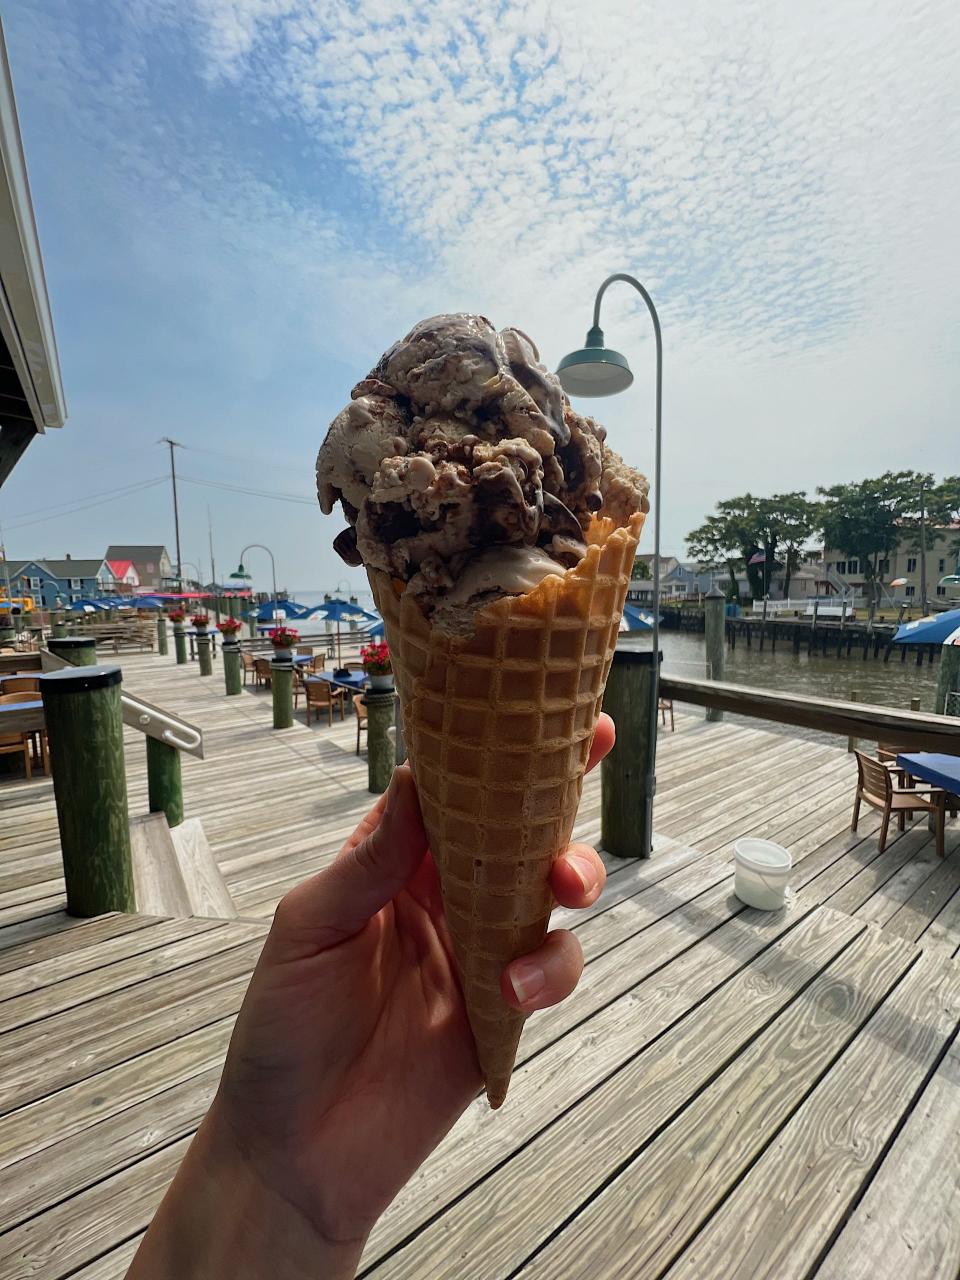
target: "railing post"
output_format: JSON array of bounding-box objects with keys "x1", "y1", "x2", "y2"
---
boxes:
[
  {"x1": 704, "y1": 586, "x2": 725, "y2": 723},
  {"x1": 847, "y1": 690, "x2": 859, "y2": 753},
  {"x1": 935, "y1": 643, "x2": 960, "y2": 715},
  {"x1": 173, "y1": 622, "x2": 187, "y2": 665},
  {"x1": 910, "y1": 696, "x2": 921, "y2": 712},
  {"x1": 156, "y1": 616, "x2": 168, "y2": 656},
  {"x1": 0, "y1": 622, "x2": 15, "y2": 645},
  {"x1": 41, "y1": 665, "x2": 135, "y2": 915},
  {"x1": 248, "y1": 610, "x2": 257, "y2": 639},
  {"x1": 196, "y1": 630, "x2": 213, "y2": 677},
  {"x1": 222, "y1": 637, "x2": 242, "y2": 696},
  {"x1": 271, "y1": 648, "x2": 294, "y2": 728},
  {"x1": 48, "y1": 635, "x2": 97, "y2": 667},
  {"x1": 601, "y1": 649, "x2": 659, "y2": 859},
  {"x1": 364, "y1": 691, "x2": 396, "y2": 793},
  {"x1": 52, "y1": 612, "x2": 67, "y2": 639},
  {"x1": 147, "y1": 736, "x2": 184, "y2": 827}
]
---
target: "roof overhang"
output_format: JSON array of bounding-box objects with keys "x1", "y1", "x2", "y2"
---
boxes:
[{"x1": 0, "y1": 17, "x2": 66, "y2": 487}]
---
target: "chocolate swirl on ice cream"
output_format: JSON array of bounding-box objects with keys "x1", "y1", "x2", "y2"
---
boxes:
[{"x1": 316, "y1": 313, "x2": 648, "y2": 627}]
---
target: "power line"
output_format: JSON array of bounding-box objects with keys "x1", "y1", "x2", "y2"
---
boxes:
[
  {"x1": 180, "y1": 475, "x2": 318, "y2": 505},
  {"x1": 3, "y1": 478, "x2": 168, "y2": 532},
  {"x1": 4, "y1": 475, "x2": 168, "y2": 524}
]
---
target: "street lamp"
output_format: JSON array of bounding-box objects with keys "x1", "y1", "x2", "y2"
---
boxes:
[
  {"x1": 180, "y1": 561, "x2": 203, "y2": 591},
  {"x1": 557, "y1": 273, "x2": 663, "y2": 857},
  {"x1": 230, "y1": 544, "x2": 278, "y2": 617}
]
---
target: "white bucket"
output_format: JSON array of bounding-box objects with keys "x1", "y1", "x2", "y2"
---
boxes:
[{"x1": 734, "y1": 839, "x2": 792, "y2": 911}]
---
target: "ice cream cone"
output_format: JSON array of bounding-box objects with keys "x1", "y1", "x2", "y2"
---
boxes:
[{"x1": 369, "y1": 511, "x2": 644, "y2": 1106}]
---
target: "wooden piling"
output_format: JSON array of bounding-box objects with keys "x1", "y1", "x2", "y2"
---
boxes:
[
  {"x1": 173, "y1": 623, "x2": 187, "y2": 665},
  {"x1": 704, "y1": 588, "x2": 724, "y2": 724},
  {"x1": 601, "y1": 649, "x2": 658, "y2": 859},
  {"x1": 156, "y1": 616, "x2": 168, "y2": 656},
  {"x1": 41, "y1": 665, "x2": 135, "y2": 916},
  {"x1": 271, "y1": 652, "x2": 294, "y2": 729},
  {"x1": 934, "y1": 643, "x2": 960, "y2": 715},
  {"x1": 147, "y1": 737, "x2": 184, "y2": 827},
  {"x1": 847, "y1": 690, "x2": 859, "y2": 753},
  {"x1": 910, "y1": 696, "x2": 921, "y2": 712},
  {"x1": 197, "y1": 632, "x2": 213, "y2": 677},
  {"x1": 48, "y1": 636, "x2": 97, "y2": 667},
  {"x1": 364, "y1": 691, "x2": 396, "y2": 793},
  {"x1": 222, "y1": 639, "x2": 242, "y2": 696},
  {"x1": 52, "y1": 613, "x2": 67, "y2": 639}
]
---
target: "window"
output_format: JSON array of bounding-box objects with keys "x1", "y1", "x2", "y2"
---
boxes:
[
  {"x1": 836, "y1": 561, "x2": 846, "y2": 575},
  {"x1": 906, "y1": 557, "x2": 917, "y2": 572},
  {"x1": 878, "y1": 558, "x2": 890, "y2": 575},
  {"x1": 70, "y1": 592, "x2": 80, "y2": 602},
  {"x1": 937, "y1": 586, "x2": 947, "y2": 597},
  {"x1": 70, "y1": 578, "x2": 81, "y2": 589},
  {"x1": 146, "y1": 562, "x2": 155, "y2": 572},
  {"x1": 939, "y1": 559, "x2": 946, "y2": 573},
  {"x1": 906, "y1": 585, "x2": 915, "y2": 597},
  {"x1": 848, "y1": 559, "x2": 859, "y2": 574},
  {"x1": 826, "y1": 562, "x2": 833, "y2": 572}
]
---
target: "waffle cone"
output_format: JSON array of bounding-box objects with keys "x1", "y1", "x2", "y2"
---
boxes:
[{"x1": 369, "y1": 512, "x2": 644, "y2": 1106}]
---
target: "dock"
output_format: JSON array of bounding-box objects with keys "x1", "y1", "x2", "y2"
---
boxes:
[{"x1": 2, "y1": 650, "x2": 960, "y2": 1278}]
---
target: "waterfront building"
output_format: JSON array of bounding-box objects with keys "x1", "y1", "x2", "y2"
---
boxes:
[
  {"x1": 2, "y1": 555, "x2": 115, "y2": 605},
  {"x1": 103, "y1": 544, "x2": 175, "y2": 592},
  {"x1": 823, "y1": 526, "x2": 960, "y2": 605},
  {"x1": 104, "y1": 557, "x2": 141, "y2": 594}
]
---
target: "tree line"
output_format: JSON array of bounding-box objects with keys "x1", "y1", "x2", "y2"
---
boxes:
[{"x1": 683, "y1": 472, "x2": 959, "y2": 603}]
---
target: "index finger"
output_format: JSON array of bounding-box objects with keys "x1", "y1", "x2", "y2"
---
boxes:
[{"x1": 586, "y1": 712, "x2": 615, "y2": 774}]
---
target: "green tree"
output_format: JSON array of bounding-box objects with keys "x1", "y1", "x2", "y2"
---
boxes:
[
  {"x1": 817, "y1": 471, "x2": 933, "y2": 609},
  {"x1": 687, "y1": 492, "x2": 819, "y2": 601},
  {"x1": 763, "y1": 492, "x2": 820, "y2": 599},
  {"x1": 686, "y1": 513, "x2": 745, "y2": 600},
  {"x1": 631, "y1": 557, "x2": 651, "y2": 581}
]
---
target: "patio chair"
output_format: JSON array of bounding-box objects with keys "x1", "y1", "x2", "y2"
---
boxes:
[
  {"x1": 240, "y1": 652, "x2": 256, "y2": 686},
  {"x1": 304, "y1": 678, "x2": 346, "y2": 727},
  {"x1": 353, "y1": 694, "x2": 368, "y2": 754},
  {"x1": 852, "y1": 749, "x2": 947, "y2": 857},
  {"x1": 309, "y1": 654, "x2": 326, "y2": 674},
  {"x1": 658, "y1": 698, "x2": 674, "y2": 731},
  {"x1": 253, "y1": 657, "x2": 272, "y2": 688},
  {"x1": 0, "y1": 691, "x2": 41, "y2": 777},
  {"x1": 295, "y1": 645, "x2": 314, "y2": 657}
]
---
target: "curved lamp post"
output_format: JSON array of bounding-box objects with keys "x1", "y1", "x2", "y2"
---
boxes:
[
  {"x1": 557, "y1": 273, "x2": 663, "y2": 857},
  {"x1": 230, "y1": 544, "x2": 278, "y2": 618}
]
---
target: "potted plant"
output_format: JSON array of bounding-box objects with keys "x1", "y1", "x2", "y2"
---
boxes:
[
  {"x1": 219, "y1": 617, "x2": 242, "y2": 639},
  {"x1": 168, "y1": 610, "x2": 186, "y2": 626},
  {"x1": 361, "y1": 640, "x2": 393, "y2": 691},
  {"x1": 269, "y1": 625, "x2": 299, "y2": 663},
  {"x1": 190, "y1": 612, "x2": 210, "y2": 632}
]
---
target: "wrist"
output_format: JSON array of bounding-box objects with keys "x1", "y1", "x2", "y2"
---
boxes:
[{"x1": 129, "y1": 1102, "x2": 365, "y2": 1280}]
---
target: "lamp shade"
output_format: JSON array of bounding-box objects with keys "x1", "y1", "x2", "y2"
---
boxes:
[
  {"x1": 229, "y1": 562, "x2": 252, "y2": 581},
  {"x1": 556, "y1": 324, "x2": 633, "y2": 397}
]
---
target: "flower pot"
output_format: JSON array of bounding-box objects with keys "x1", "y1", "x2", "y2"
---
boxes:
[
  {"x1": 369, "y1": 673, "x2": 394, "y2": 692},
  {"x1": 271, "y1": 646, "x2": 294, "y2": 665}
]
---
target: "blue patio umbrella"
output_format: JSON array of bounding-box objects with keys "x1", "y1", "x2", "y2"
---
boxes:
[
  {"x1": 361, "y1": 619, "x2": 386, "y2": 639},
  {"x1": 132, "y1": 596, "x2": 165, "y2": 609},
  {"x1": 620, "y1": 603, "x2": 656, "y2": 632},
  {"x1": 251, "y1": 599, "x2": 308, "y2": 622},
  {"x1": 893, "y1": 607, "x2": 960, "y2": 646},
  {"x1": 307, "y1": 598, "x2": 381, "y2": 662}
]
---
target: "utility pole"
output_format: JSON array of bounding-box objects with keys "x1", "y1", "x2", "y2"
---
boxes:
[
  {"x1": 160, "y1": 438, "x2": 184, "y2": 592},
  {"x1": 207, "y1": 506, "x2": 217, "y2": 593},
  {"x1": 919, "y1": 479, "x2": 928, "y2": 614}
]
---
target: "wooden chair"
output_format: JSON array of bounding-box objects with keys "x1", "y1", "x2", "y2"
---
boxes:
[
  {"x1": 240, "y1": 652, "x2": 256, "y2": 686},
  {"x1": 309, "y1": 655, "x2": 326, "y2": 674},
  {"x1": 304, "y1": 678, "x2": 346, "y2": 726},
  {"x1": 254, "y1": 657, "x2": 272, "y2": 688},
  {"x1": 852, "y1": 749, "x2": 947, "y2": 857},
  {"x1": 658, "y1": 698, "x2": 675, "y2": 731},
  {"x1": 0, "y1": 691, "x2": 37, "y2": 778},
  {"x1": 353, "y1": 694, "x2": 368, "y2": 754},
  {"x1": 295, "y1": 645, "x2": 314, "y2": 657}
]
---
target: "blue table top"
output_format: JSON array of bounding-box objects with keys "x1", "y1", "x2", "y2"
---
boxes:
[
  {"x1": 897, "y1": 753, "x2": 960, "y2": 793},
  {"x1": 308, "y1": 671, "x2": 367, "y2": 690},
  {"x1": 0, "y1": 699, "x2": 42, "y2": 712}
]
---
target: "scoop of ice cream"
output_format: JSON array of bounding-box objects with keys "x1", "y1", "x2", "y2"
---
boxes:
[{"x1": 316, "y1": 313, "x2": 649, "y2": 621}]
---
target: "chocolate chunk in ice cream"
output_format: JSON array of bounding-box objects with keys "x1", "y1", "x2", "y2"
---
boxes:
[{"x1": 316, "y1": 313, "x2": 649, "y2": 625}]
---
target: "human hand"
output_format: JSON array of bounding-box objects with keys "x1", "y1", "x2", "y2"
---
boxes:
[{"x1": 128, "y1": 715, "x2": 614, "y2": 1280}]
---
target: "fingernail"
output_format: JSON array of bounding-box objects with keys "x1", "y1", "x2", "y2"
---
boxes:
[
  {"x1": 568, "y1": 852, "x2": 598, "y2": 895},
  {"x1": 510, "y1": 961, "x2": 545, "y2": 1006}
]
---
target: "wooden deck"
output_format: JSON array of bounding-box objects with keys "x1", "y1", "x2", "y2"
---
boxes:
[{"x1": 1, "y1": 649, "x2": 959, "y2": 1278}]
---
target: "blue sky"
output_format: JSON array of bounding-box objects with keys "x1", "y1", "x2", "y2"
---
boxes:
[{"x1": 2, "y1": 0, "x2": 958, "y2": 596}]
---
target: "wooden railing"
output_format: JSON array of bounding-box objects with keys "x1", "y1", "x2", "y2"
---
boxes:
[{"x1": 659, "y1": 675, "x2": 960, "y2": 753}]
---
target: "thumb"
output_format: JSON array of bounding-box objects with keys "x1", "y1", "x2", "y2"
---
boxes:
[{"x1": 268, "y1": 766, "x2": 428, "y2": 959}]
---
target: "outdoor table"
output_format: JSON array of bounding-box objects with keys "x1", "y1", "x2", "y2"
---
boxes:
[
  {"x1": 896, "y1": 752, "x2": 960, "y2": 798},
  {"x1": 308, "y1": 671, "x2": 367, "y2": 692}
]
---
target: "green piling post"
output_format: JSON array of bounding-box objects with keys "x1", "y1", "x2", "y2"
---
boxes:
[
  {"x1": 52, "y1": 612, "x2": 67, "y2": 639},
  {"x1": 13, "y1": 611, "x2": 24, "y2": 634},
  {"x1": 222, "y1": 638, "x2": 242, "y2": 696},
  {"x1": 704, "y1": 586, "x2": 725, "y2": 724},
  {"x1": 197, "y1": 631, "x2": 213, "y2": 677},
  {"x1": 156, "y1": 616, "x2": 168, "y2": 656},
  {"x1": 272, "y1": 650, "x2": 294, "y2": 728},
  {"x1": 364, "y1": 691, "x2": 396, "y2": 793},
  {"x1": 173, "y1": 622, "x2": 187, "y2": 665},
  {"x1": 0, "y1": 623, "x2": 15, "y2": 645},
  {"x1": 601, "y1": 649, "x2": 659, "y2": 859},
  {"x1": 48, "y1": 635, "x2": 98, "y2": 667},
  {"x1": 248, "y1": 609, "x2": 257, "y2": 639},
  {"x1": 147, "y1": 736, "x2": 184, "y2": 827},
  {"x1": 935, "y1": 643, "x2": 960, "y2": 715},
  {"x1": 42, "y1": 665, "x2": 135, "y2": 915}
]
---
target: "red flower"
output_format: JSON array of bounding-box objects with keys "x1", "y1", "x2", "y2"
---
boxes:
[
  {"x1": 219, "y1": 617, "x2": 242, "y2": 634},
  {"x1": 190, "y1": 613, "x2": 210, "y2": 628},
  {"x1": 168, "y1": 611, "x2": 186, "y2": 623},
  {"x1": 360, "y1": 641, "x2": 391, "y2": 674},
  {"x1": 269, "y1": 625, "x2": 300, "y2": 648}
]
